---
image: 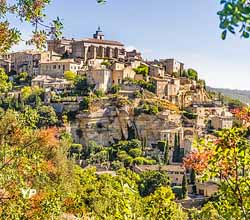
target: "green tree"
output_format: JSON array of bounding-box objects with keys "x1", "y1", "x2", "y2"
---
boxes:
[
  {"x1": 173, "y1": 133, "x2": 181, "y2": 163},
  {"x1": 0, "y1": 68, "x2": 12, "y2": 93},
  {"x1": 139, "y1": 170, "x2": 170, "y2": 197},
  {"x1": 164, "y1": 140, "x2": 169, "y2": 165},
  {"x1": 37, "y1": 105, "x2": 58, "y2": 127},
  {"x1": 187, "y1": 68, "x2": 198, "y2": 81},
  {"x1": 143, "y1": 187, "x2": 188, "y2": 220},
  {"x1": 181, "y1": 175, "x2": 188, "y2": 199}
]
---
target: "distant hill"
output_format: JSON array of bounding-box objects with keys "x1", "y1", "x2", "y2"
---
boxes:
[{"x1": 207, "y1": 87, "x2": 250, "y2": 105}]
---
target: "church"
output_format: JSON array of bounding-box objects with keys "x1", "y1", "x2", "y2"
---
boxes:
[{"x1": 47, "y1": 27, "x2": 126, "y2": 62}]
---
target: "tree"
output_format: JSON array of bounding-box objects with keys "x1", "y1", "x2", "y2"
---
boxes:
[
  {"x1": 143, "y1": 187, "x2": 188, "y2": 220},
  {"x1": 37, "y1": 105, "x2": 58, "y2": 127},
  {"x1": 0, "y1": 110, "x2": 75, "y2": 219},
  {"x1": 133, "y1": 64, "x2": 149, "y2": 77},
  {"x1": 0, "y1": 0, "x2": 63, "y2": 53},
  {"x1": 14, "y1": 71, "x2": 30, "y2": 85},
  {"x1": 164, "y1": 140, "x2": 170, "y2": 165},
  {"x1": 173, "y1": 133, "x2": 181, "y2": 163},
  {"x1": 181, "y1": 175, "x2": 188, "y2": 199},
  {"x1": 190, "y1": 168, "x2": 197, "y2": 194},
  {"x1": 218, "y1": 0, "x2": 250, "y2": 39},
  {"x1": 184, "y1": 113, "x2": 250, "y2": 219},
  {"x1": 0, "y1": 68, "x2": 12, "y2": 93},
  {"x1": 187, "y1": 68, "x2": 198, "y2": 81},
  {"x1": 139, "y1": 170, "x2": 170, "y2": 197},
  {"x1": 64, "y1": 70, "x2": 77, "y2": 81}
]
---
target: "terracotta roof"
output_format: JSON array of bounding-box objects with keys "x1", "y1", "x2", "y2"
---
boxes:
[{"x1": 74, "y1": 38, "x2": 124, "y2": 47}]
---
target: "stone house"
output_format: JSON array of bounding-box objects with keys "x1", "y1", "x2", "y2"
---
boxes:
[
  {"x1": 7, "y1": 50, "x2": 61, "y2": 76},
  {"x1": 0, "y1": 59, "x2": 11, "y2": 73},
  {"x1": 133, "y1": 164, "x2": 186, "y2": 186},
  {"x1": 149, "y1": 64, "x2": 165, "y2": 77},
  {"x1": 196, "y1": 181, "x2": 218, "y2": 197},
  {"x1": 86, "y1": 69, "x2": 112, "y2": 92},
  {"x1": 40, "y1": 59, "x2": 83, "y2": 78},
  {"x1": 159, "y1": 58, "x2": 184, "y2": 76},
  {"x1": 210, "y1": 111, "x2": 233, "y2": 130},
  {"x1": 112, "y1": 66, "x2": 136, "y2": 85},
  {"x1": 31, "y1": 75, "x2": 71, "y2": 90}
]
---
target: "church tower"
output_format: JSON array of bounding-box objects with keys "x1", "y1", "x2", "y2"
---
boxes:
[{"x1": 93, "y1": 26, "x2": 105, "y2": 40}]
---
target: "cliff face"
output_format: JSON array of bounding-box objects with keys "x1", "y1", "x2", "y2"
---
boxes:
[{"x1": 70, "y1": 99, "x2": 182, "y2": 147}]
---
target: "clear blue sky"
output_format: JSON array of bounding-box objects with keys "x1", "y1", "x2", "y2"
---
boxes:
[{"x1": 11, "y1": 0, "x2": 250, "y2": 90}]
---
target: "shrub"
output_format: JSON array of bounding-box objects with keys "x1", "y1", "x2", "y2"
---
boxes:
[
  {"x1": 111, "y1": 85, "x2": 121, "y2": 94},
  {"x1": 79, "y1": 97, "x2": 91, "y2": 110},
  {"x1": 94, "y1": 89, "x2": 105, "y2": 98},
  {"x1": 129, "y1": 148, "x2": 142, "y2": 158}
]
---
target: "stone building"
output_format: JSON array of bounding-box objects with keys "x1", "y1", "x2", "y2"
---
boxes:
[
  {"x1": 40, "y1": 59, "x2": 83, "y2": 78},
  {"x1": 31, "y1": 75, "x2": 71, "y2": 90},
  {"x1": 6, "y1": 50, "x2": 61, "y2": 76},
  {"x1": 153, "y1": 77, "x2": 180, "y2": 104},
  {"x1": 47, "y1": 28, "x2": 144, "y2": 64},
  {"x1": 149, "y1": 64, "x2": 165, "y2": 78},
  {"x1": 86, "y1": 69, "x2": 112, "y2": 92},
  {"x1": 0, "y1": 59, "x2": 11, "y2": 73},
  {"x1": 210, "y1": 111, "x2": 233, "y2": 130},
  {"x1": 47, "y1": 37, "x2": 73, "y2": 55},
  {"x1": 112, "y1": 66, "x2": 136, "y2": 85},
  {"x1": 159, "y1": 58, "x2": 184, "y2": 76},
  {"x1": 134, "y1": 164, "x2": 186, "y2": 186},
  {"x1": 71, "y1": 27, "x2": 125, "y2": 61},
  {"x1": 125, "y1": 49, "x2": 142, "y2": 61}
]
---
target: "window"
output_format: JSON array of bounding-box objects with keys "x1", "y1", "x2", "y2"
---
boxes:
[{"x1": 53, "y1": 65, "x2": 56, "y2": 69}]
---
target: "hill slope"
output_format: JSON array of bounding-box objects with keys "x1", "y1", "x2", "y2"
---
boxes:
[{"x1": 207, "y1": 87, "x2": 250, "y2": 104}]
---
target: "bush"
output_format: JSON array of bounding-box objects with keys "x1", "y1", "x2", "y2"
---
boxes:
[
  {"x1": 111, "y1": 85, "x2": 121, "y2": 94},
  {"x1": 79, "y1": 97, "x2": 91, "y2": 110},
  {"x1": 129, "y1": 148, "x2": 142, "y2": 158},
  {"x1": 94, "y1": 89, "x2": 105, "y2": 98},
  {"x1": 135, "y1": 102, "x2": 160, "y2": 116}
]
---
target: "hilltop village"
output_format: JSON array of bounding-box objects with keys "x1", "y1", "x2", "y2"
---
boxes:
[{"x1": 0, "y1": 28, "x2": 234, "y2": 200}]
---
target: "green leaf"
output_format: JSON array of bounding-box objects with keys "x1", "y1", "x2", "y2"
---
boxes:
[
  {"x1": 221, "y1": 30, "x2": 227, "y2": 40},
  {"x1": 242, "y1": 31, "x2": 250, "y2": 38}
]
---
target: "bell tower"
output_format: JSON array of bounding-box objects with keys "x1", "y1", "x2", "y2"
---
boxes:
[{"x1": 93, "y1": 26, "x2": 104, "y2": 40}]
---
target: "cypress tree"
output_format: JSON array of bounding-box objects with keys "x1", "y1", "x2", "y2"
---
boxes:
[
  {"x1": 173, "y1": 133, "x2": 181, "y2": 162},
  {"x1": 182, "y1": 175, "x2": 188, "y2": 199},
  {"x1": 164, "y1": 139, "x2": 169, "y2": 165}
]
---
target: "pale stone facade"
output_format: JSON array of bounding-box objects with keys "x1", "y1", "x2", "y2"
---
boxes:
[
  {"x1": 211, "y1": 112, "x2": 233, "y2": 130},
  {"x1": 40, "y1": 59, "x2": 82, "y2": 78},
  {"x1": 71, "y1": 28, "x2": 125, "y2": 62},
  {"x1": 31, "y1": 75, "x2": 71, "y2": 90},
  {"x1": 196, "y1": 182, "x2": 218, "y2": 197},
  {"x1": 134, "y1": 165, "x2": 186, "y2": 186},
  {"x1": 47, "y1": 37, "x2": 73, "y2": 55},
  {"x1": 112, "y1": 66, "x2": 136, "y2": 85},
  {"x1": 86, "y1": 69, "x2": 112, "y2": 92},
  {"x1": 159, "y1": 58, "x2": 184, "y2": 76},
  {"x1": 149, "y1": 64, "x2": 165, "y2": 77},
  {"x1": 6, "y1": 50, "x2": 61, "y2": 76}
]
